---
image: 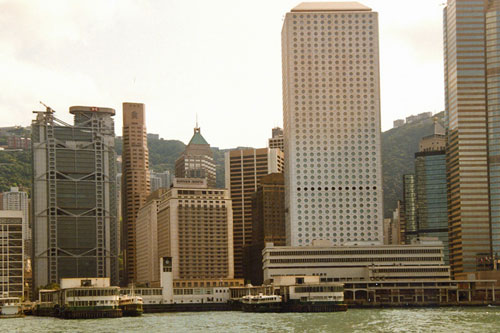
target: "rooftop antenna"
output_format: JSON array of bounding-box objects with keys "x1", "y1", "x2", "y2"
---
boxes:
[{"x1": 194, "y1": 113, "x2": 200, "y2": 134}]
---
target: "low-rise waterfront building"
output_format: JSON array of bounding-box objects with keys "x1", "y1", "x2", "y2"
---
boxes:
[{"x1": 262, "y1": 239, "x2": 449, "y2": 283}]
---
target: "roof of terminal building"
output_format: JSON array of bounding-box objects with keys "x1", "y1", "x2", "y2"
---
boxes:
[{"x1": 291, "y1": 2, "x2": 371, "y2": 12}]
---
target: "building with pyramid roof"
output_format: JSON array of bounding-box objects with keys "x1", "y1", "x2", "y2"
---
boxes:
[{"x1": 175, "y1": 127, "x2": 216, "y2": 187}]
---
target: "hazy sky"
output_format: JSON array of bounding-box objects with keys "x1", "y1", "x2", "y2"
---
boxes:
[{"x1": 0, "y1": 0, "x2": 445, "y2": 148}]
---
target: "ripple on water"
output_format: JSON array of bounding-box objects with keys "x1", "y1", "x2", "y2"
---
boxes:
[{"x1": 3, "y1": 308, "x2": 500, "y2": 333}]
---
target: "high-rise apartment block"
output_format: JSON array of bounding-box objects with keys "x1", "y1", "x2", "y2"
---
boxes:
[
  {"x1": 175, "y1": 127, "x2": 216, "y2": 188},
  {"x1": 402, "y1": 174, "x2": 417, "y2": 243},
  {"x1": 122, "y1": 102, "x2": 150, "y2": 285},
  {"x1": 282, "y1": 2, "x2": 383, "y2": 246},
  {"x1": 0, "y1": 211, "x2": 24, "y2": 298},
  {"x1": 268, "y1": 127, "x2": 284, "y2": 151},
  {"x1": 2, "y1": 187, "x2": 29, "y2": 243},
  {"x1": 244, "y1": 173, "x2": 286, "y2": 285},
  {"x1": 443, "y1": 0, "x2": 500, "y2": 277},
  {"x1": 150, "y1": 170, "x2": 171, "y2": 192},
  {"x1": 225, "y1": 148, "x2": 284, "y2": 278},
  {"x1": 156, "y1": 178, "x2": 234, "y2": 280},
  {"x1": 32, "y1": 106, "x2": 119, "y2": 289}
]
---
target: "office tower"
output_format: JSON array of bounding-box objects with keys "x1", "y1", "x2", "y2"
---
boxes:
[
  {"x1": 383, "y1": 218, "x2": 400, "y2": 245},
  {"x1": 150, "y1": 170, "x2": 171, "y2": 193},
  {"x1": 403, "y1": 174, "x2": 417, "y2": 243},
  {"x1": 225, "y1": 148, "x2": 284, "y2": 277},
  {"x1": 244, "y1": 173, "x2": 286, "y2": 285},
  {"x1": 175, "y1": 127, "x2": 216, "y2": 188},
  {"x1": 157, "y1": 178, "x2": 234, "y2": 280},
  {"x1": 32, "y1": 105, "x2": 118, "y2": 289},
  {"x1": 269, "y1": 127, "x2": 285, "y2": 151},
  {"x1": 443, "y1": 0, "x2": 500, "y2": 277},
  {"x1": 282, "y1": 2, "x2": 383, "y2": 246},
  {"x1": 396, "y1": 200, "x2": 406, "y2": 244},
  {"x1": 0, "y1": 211, "x2": 24, "y2": 298},
  {"x1": 2, "y1": 187, "x2": 29, "y2": 243},
  {"x1": 136, "y1": 189, "x2": 165, "y2": 286},
  {"x1": 122, "y1": 102, "x2": 150, "y2": 284},
  {"x1": 415, "y1": 127, "x2": 448, "y2": 264}
]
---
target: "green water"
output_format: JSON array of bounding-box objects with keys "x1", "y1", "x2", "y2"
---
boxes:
[{"x1": 3, "y1": 308, "x2": 500, "y2": 332}]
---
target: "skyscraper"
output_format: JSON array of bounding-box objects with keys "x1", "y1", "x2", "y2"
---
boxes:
[
  {"x1": 175, "y1": 127, "x2": 216, "y2": 188},
  {"x1": 443, "y1": 0, "x2": 500, "y2": 277},
  {"x1": 150, "y1": 170, "x2": 171, "y2": 192},
  {"x1": 282, "y1": 2, "x2": 383, "y2": 246},
  {"x1": 403, "y1": 174, "x2": 417, "y2": 243},
  {"x1": 32, "y1": 105, "x2": 119, "y2": 288},
  {"x1": 225, "y1": 148, "x2": 284, "y2": 277},
  {"x1": 122, "y1": 102, "x2": 150, "y2": 284}
]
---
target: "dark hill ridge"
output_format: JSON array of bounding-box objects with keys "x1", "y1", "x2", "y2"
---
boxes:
[{"x1": 0, "y1": 115, "x2": 444, "y2": 217}]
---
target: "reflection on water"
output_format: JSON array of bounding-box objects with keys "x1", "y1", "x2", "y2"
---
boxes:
[{"x1": 4, "y1": 308, "x2": 500, "y2": 333}]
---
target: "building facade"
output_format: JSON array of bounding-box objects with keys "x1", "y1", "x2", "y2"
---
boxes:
[
  {"x1": 2, "y1": 187, "x2": 29, "y2": 243},
  {"x1": 403, "y1": 174, "x2": 417, "y2": 243},
  {"x1": 157, "y1": 178, "x2": 234, "y2": 280},
  {"x1": 122, "y1": 102, "x2": 150, "y2": 285},
  {"x1": 32, "y1": 105, "x2": 119, "y2": 289},
  {"x1": 268, "y1": 127, "x2": 284, "y2": 151},
  {"x1": 175, "y1": 127, "x2": 216, "y2": 188},
  {"x1": 244, "y1": 173, "x2": 286, "y2": 285},
  {"x1": 135, "y1": 190, "x2": 165, "y2": 286},
  {"x1": 443, "y1": 0, "x2": 500, "y2": 277},
  {"x1": 282, "y1": 2, "x2": 384, "y2": 246},
  {"x1": 0, "y1": 211, "x2": 23, "y2": 298},
  {"x1": 262, "y1": 239, "x2": 449, "y2": 283},
  {"x1": 150, "y1": 170, "x2": 171, "y2": 193},
  {"x1": 225, "y1": 148, "x2": 284, "y2": 278}
]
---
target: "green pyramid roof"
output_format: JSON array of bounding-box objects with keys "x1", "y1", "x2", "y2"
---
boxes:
[{"x1": 188, "y1": 128, "x2": 209, "y2": 145}]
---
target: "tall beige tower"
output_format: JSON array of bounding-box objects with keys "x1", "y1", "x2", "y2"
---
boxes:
[
  {"x1": 225, "y1": 148, "x2": 284, "y2": 277},
  {"x1": 282, "y1": 2, "x2": 383, "y2": 246},
  {"x1": 122, "y1": 102, "x2": 150, "y2": 284},
  {"x1": 443, "y1": 0, "x2": 500, "y2": 277}
]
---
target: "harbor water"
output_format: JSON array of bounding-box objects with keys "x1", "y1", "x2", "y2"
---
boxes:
[{"x1": 3, "y1": 307, "x2": 500, "y2": 332}]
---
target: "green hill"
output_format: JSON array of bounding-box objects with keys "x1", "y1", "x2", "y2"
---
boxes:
[
  {"x1": 0, "y1": 116, "x2": 445, "y2": 216},
  {"x1": 381, "y1": 112, "x2": 444, "y2": 217}
]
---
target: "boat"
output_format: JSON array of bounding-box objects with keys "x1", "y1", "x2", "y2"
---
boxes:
[
  {"x1": 241, "y1": 293, "x2": 282, "y2": 312},
  {"x1": 0, "y1": 297, "x2": 23, "y2": 318},
  {"x1": 119, "y1": 294, "x2": 144, "y2": 316}
]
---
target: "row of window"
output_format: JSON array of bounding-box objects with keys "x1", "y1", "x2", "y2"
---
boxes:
[{"x1": 268, "y1": 249, "x2": 441, "y2": 256}]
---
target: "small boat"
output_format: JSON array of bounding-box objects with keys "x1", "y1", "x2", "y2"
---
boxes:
[
  {"x1": 241, "y1": 293, "x2": 282, "y2": 312},
  {"x1": 0, "y1": 297, "x2": 23, "y2": 318},
  {"x1": 119, "y1": 295, "x2": 143, "y2": 316}
]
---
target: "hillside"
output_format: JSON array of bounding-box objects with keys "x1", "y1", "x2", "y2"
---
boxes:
[
  {"x1": 0, "y1": 115, "x2": 444, "y2": 216},
  {"x1": 381, "y1": 112, "x2": 444, "y2": 217}
]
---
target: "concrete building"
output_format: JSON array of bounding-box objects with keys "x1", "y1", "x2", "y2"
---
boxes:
[
  {"x1": 244, "y1": 173, "x2": 286, "y2": 285},
  {"x1": 262, "y1": 239, "x2": 450, "y2": 283},
  {"x1": 122, "y1": 102, "x2": 150, "y2": 285},
  {"x1": 31, "y1": 105, "x2": 119, "y2": 289},
  {"x1": 0, "y1": 211, "x2": 24, "y2": 298},
  {"x1": 383, "y1": 218, "x2": 400, "y2": 245},
  {"x1": 225, "y1": 148, "x2": 284, "y2": 278},
  {"x1": 175, "y1": 127, "x2": 216, "y2": 188},
  {"x1": 135, "y1": 189, "x2": 166, "y2": 286},
  {"x1": 268, "y1": 127, "x2": 284, "y2": 152},
  {"x1": 443, "y1": 0, "x2": 500, "y2": 278},
  {"x1": 157, "y1": 178, "x2": 234, "y2": 280},
  {"x1": 393, "y1": 119, "x2": 405, "y2": 128},
  {"x1": 402, "y1": 174, "x2": 417, "y2": 243},
  {"x1": 2, "y1": 187, "x2": 29, "y2": 244},
  {"x1": 150, "y1": 170, "x2": 171, "y2": 193},
  {"x1": 282, "y1": 2, "x2": 384, "y2": 246}
]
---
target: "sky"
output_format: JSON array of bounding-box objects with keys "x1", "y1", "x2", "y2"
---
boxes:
[{"x1": 0, "y1": 0, "x2": 445, "y2": 148}]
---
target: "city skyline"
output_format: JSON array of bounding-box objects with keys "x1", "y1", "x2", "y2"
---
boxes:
[{"x1": 1, "y1": 0, "x2": 445, "y2": 149}]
